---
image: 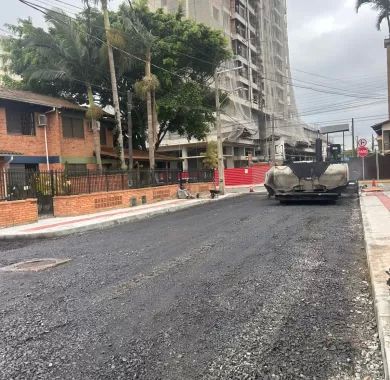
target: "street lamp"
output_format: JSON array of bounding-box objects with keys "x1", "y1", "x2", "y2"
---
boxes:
[{"x1": 214, "y1": 65, "x2": 243, "y2": 195}]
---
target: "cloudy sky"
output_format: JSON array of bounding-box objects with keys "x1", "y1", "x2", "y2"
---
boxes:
[{"x1": 1, "y1": 0, "x2": 388, "y2": 146}]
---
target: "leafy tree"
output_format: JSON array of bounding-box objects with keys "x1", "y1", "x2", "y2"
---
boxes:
[
  {"x1": 82, "y1": 0, "x2": 126, "y2": 169},
  {"x1": 3, "y1": 1, "x2": 231, "y2": 164},
  {"x1": 356, "y1": 0, "x2": 390, "y2": 32},
  {"x1": 116, "y1": 2, "x2": 231, "y2": 151},
  {"x1": 3, "y1": 10, "x2": 106, "y2": 170},
  {"x1": 202, "y1": 141, "x2": 218, "y2": 169}
]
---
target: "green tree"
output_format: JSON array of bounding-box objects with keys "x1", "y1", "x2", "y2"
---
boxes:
[
  {"x1": 4, "y1": 10, "x2": 106, "y2": 170},
  {"x1": 83, "y1": 0, "x2": 126, "y2": 169},
  {"x1": 202, "y1": 141, "x2": 218, "y2": 169},
  {"x1": 356, "y1": 0, "x2": 390, "y2": 32},
  {"x1": 3, "y1": 2, "x2": 231, "y2": 161},
  {"x1": 116, "y1": 2, "x2": 231, "y2": 151}
]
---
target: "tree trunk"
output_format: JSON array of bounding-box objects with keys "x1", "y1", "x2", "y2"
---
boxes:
[
  {"x1": 127, "y1": 90, "x2": 134, "y2": 171},
  {"x1": 152, "y1": 89, "x2": 158, "y2": 150},
  {"x1": 102, "y1": 1, "x2": 126, "y2": 170},
  {"x1": 87, "y1": 85, "x2": 102, "y2": 171},
  {"x1": 146, "y1": 48, "x2": 155, "y2": 169}
]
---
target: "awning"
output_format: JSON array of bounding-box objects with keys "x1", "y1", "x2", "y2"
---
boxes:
[
  {"x1": 371, "y1": 119, "x2": 390, "y2": 136},
  {"x1": 0, "y1": 150, "x2": 23, "y2": 157}
]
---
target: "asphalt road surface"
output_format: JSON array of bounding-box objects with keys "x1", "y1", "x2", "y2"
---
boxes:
[{"x1": 0, "y1": 195, "x2": 384, "y2": 379}]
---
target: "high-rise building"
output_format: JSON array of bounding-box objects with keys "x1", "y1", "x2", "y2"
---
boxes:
[{"x1": 148, "y1": 0, "x2": 319, "y2": 169}]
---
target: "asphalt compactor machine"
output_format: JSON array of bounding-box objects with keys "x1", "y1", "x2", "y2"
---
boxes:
[{"x1": 265, "y1": 140, "x2": 357, "y2": 203}]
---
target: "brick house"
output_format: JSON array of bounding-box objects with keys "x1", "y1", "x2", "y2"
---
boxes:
[
  {"x1": 0, "y1": 87, "x2": 112, "y2": 171},
  {"x1": 0, "y1": 87, "x2": 177, "y2": 172}
]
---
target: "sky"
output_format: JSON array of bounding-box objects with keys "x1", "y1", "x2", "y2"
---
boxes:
[{"x1": 0, "y1": 0, "x2": 388, "y2": 147}]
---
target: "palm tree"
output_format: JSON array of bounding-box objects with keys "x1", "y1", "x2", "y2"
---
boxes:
[
  {"x1": 356, "y1": 0, "x2": 390, "y2": 33},
  {"x1": 25, "y1": 9, "x2": 104, "y2": 170},
  {"x1": 83, "y1": 0, "x2": 126, "y2": 170},
  {"x1": 120, "y1": 4, "x2": 158, "y2": 169},
  {"x1": 357, "y1": 0, "x2": 390, "y2": 117}
]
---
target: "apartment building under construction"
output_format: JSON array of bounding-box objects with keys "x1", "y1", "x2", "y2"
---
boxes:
[{"x1": 148, "y1": 0, "x2": 319, "y2": 169}]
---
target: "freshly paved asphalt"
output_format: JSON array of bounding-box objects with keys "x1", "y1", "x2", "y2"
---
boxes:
[{"x1": 0, "y1": 195, "x2": 383, "y2": 379}]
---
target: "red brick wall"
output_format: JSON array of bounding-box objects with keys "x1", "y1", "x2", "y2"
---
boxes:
[
  {"x1": 59, "y1": 115, "x2": 95, "y2": 159},
  {"x1": 0, "y1": 199, "x2": 38, "y2": 228},
  {"x1": 0, "y1": 107, "x2": 96, "y2": 169},
  {"x1": 0, "y1": 108, "x2": 61, "y2": 157},
  {"x1": 53, "y1": 183, "x2": 213, "y2": 217}
]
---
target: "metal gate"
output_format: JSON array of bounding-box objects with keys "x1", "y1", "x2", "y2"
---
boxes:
[{"x1": 1, "y1": 170, "x2": 54, "y2": 216}]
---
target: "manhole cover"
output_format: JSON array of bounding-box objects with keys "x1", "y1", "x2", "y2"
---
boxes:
[{"x1": 0, "y1": 258, "x2": 71, "y2": 273}]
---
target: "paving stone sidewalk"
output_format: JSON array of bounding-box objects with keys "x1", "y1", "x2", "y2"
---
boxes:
[{"x1": 360, "y1": 190, "x2": 390, "y2": 379}]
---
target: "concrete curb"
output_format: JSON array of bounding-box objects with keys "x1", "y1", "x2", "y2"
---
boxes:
[
  {"x1": 0, "y1": 193, "x2": 246, "y2": 240},
  {"x1": 360, "y1": 195, "x2": 390, "y2": 380}
]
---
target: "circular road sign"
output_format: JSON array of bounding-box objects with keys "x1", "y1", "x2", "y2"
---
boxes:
[
  {"x1": 358, "y1": 138, "x2": 368, "y2": 147},
  {"x1": 357, "y1": 146, "x2": 369, "y2": 158}
]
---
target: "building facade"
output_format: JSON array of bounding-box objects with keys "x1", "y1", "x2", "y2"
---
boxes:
[
  {"x1": 372, "y1": 120, "x2": 390, "y2": 154},
  {"x1": 148, "y1": 0, "x2": 320, "y2": 168},
  {"x1": 0, "y1": 88, "x2": 175, "y2": 172}
]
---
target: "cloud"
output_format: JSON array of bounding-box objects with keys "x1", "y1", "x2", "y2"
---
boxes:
[{"x1": 287, "y1": 0, "x2": 388, "y2": 141}]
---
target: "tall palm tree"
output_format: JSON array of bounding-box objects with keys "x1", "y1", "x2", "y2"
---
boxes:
[
  {"x1": 83, "y1": 0, "x2": 126, "y2": 170},
  {"x1": 356, "y1": 0, "x2": 390, "y2": 33},
  {"x1": 357, "y1": 0, "x2": 390, "y2": 117},
  {"x1": 120, "y1": 5, "x2": 158, "y2": 169},
  {"x1": 25, "y1": 9, "x2": 104, "y2": 170}
]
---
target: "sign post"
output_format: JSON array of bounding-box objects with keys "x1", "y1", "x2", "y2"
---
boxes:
[{"x1": 357, "y1": 140, "x2": 368, "y2": 180}]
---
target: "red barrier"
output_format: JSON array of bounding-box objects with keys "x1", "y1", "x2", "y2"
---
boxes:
[{"x1": 214, "y1": 166, "x2": 270, "y2": 186}]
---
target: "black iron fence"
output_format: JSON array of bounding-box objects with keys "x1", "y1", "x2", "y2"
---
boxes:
[{"x1": 0, "y1": 169, "x2": 214, "y2": 201}]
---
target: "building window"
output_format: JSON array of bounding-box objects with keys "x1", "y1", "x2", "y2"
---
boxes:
[
  {"x1": 6, "y1": 104, "x2": 36, "y2": 136},
  {"x1": 66, "y1": 163, "x2": 87, "y2": 175},
  {"x1": 100, "y1": 125, "x2": 107, "y2": 146},
  {"x1": 62, "y1": 115, "x2": 84, "y2": 138},
  {"x1": 213, "y1": 6, "x2": 220, "y2": 21}
]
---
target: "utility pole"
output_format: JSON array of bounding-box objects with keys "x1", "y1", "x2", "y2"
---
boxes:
[
  {"x1": 127, "y1": 90, "x2": 133, "y2": 171},
  {"x1": 385, "y1": 38, "x2": 390, "y2": 117},
  {"x1": 214, "y1": 65, "x2": 243, "y2": 194},
  {"x1": 376, "y1": 148, "x2": 380, "y2": 181},
  {"x1": 351, "y1": 118, "x2": 355, "y2": 156},
  {"x1": 271, "y1": 114, "x2": 275, "y2": 165},
  {"x1": 214, "y1": 70, "x2": 225, "y2": 195}
]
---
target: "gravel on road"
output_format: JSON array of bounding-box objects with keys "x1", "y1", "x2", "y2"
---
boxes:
[{"x1": 0, "y1": 195, "x2": 384, "y2": 379}]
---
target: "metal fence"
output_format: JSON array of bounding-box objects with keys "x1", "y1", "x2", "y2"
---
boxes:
[
  {"x1": 0, "y1": 169, "x2": 214, "y2": 201},
  {"x1": 348, "y1": 155, "x2": 390, "y2": 181}
]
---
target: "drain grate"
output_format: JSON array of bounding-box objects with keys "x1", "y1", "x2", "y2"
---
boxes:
[{"x1": 0, "y1": 258, "x2": 71, "y2": 273}]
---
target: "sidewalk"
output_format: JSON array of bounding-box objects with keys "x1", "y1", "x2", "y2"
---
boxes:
[
  {"x1": 225, "y1": 184, "x2": 266, "y2": 194},
  {"x1": 360, "y1": 190, "x2": 390, "y2": 379},
  {"x1": 0, "y1": 194, "x2": 238, "y2": 239}
]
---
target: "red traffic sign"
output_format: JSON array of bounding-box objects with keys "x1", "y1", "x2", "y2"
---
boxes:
[
  {"x1": 357, "y1": 146, "x2": 369, "y2": 158},
  {"x1": 358, "y1": 138, "x2": 367, "y2": 147}
]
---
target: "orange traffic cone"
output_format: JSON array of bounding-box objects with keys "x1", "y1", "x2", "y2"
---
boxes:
[{"x1": 372, "y1": 179, "x2": 377, "y2": 187}]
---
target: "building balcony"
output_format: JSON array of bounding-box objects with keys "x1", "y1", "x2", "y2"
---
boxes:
[{"x1": 231, "y1": 11, "x2": 247, "y2": 25}]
